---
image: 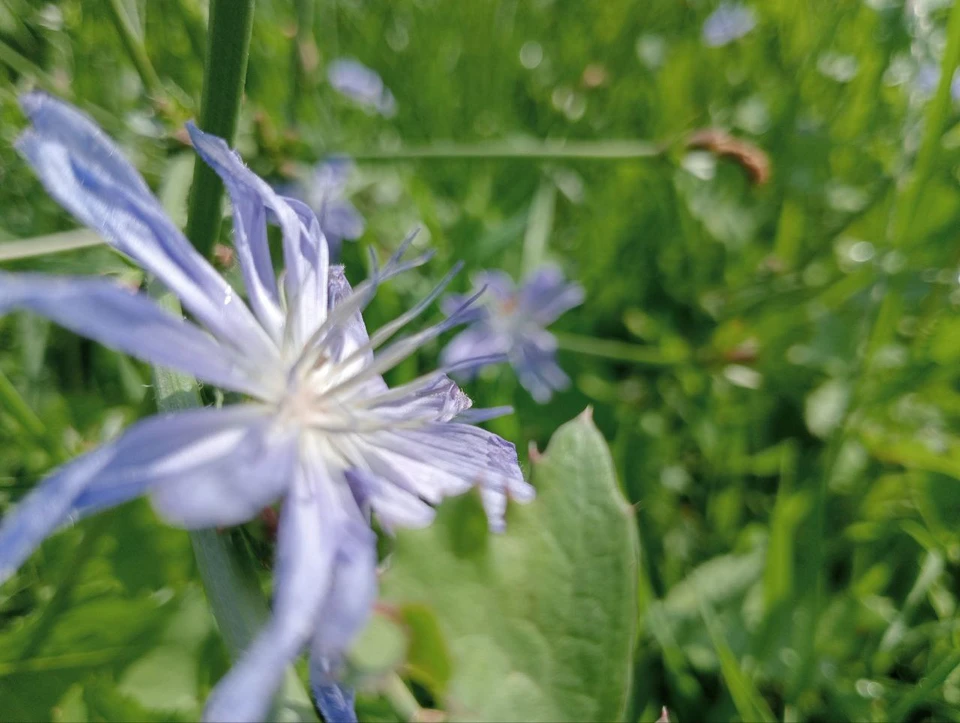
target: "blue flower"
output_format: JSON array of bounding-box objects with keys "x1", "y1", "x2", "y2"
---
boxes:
[
  {"x1": 0, "y1": 93, "x2": 532, "y2": 722},
  {"x1": 441, "y1": 267, "x2": 584, "y2": 404},
  {"x1": 291, "y1": 157, "x2": 365, "y2": 260},
  {"x1": 328, "y1": 59, "x2": 397, "y2": 117},
  {"x1": 702, "y1": 3, "x2": 757, "y2": 48}
]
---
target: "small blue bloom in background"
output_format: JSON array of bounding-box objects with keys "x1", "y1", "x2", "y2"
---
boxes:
[
  {"x1": 288, "y1": 157, "x2": 365, "y2": 260},
  {"x1": 914, "y1": 63, "x2": 960, "y2": 101},
  {"x1": 0, "y1": 93, "x2": 531, "y2": 723},
  {"x1": 441, "y1": 266, "x2": 584, "y2": 404},
  {"x1": 328, "y1": 58, "x2": 397, "y2": 117},
  {"x1": 702, "y1": 3, "x2": 757, "y2": 48}
]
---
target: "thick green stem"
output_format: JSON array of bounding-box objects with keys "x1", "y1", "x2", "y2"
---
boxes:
[
  {"x1": 185, "y1": 0, "x2": 256, "y2": 258},
  {"x1": 104, "y1": 0, "x2": 164, "y2": 99}
]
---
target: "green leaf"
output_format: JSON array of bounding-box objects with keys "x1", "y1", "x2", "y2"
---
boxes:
[{"x1": 381, "y1": 410, "x2": 639, "y2": 722}]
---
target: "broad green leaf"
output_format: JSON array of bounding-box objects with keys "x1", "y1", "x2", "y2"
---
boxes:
[{"x1": 381, "y1": 411, "x2": 638, "y2": 722}]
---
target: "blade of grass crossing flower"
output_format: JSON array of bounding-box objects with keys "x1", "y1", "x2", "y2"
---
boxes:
[
  {"x1": 0, "y1": 229, "x2": 104, "y2": 262},
  {"x1": 185, "y1": 0, "x2": 256, "y2": 258}
]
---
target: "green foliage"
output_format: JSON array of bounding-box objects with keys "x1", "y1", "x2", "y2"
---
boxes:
[
  {"x1": 381, "y1": 412, "x2": 638, "y2": 722},
  {"x1": 1, "y1": 0, "x2": 960, "y2": 720}
]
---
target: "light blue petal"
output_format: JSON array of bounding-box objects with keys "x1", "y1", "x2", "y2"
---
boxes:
[
  {"x1": 203, "y1": 462, "x2": 340, "y2": 723},
  {"x1": 222, "y1": 179, "x2": 284, "y2": 338},
  {"x1": 20, "y1": 91, "x2": 151, "y2": 198},
  {"x1": 328, "y1": 59, "x2": 396, "y2": 118},
  {"x1": 0, "y1": 406, "x2": 266, "y2": 584},
  {"x1": 440, "y1": 327, "x2": 509, "y2": 377},
  {"x1": 513, "y1": 328, "x2": 569, "y2": 403},
  {"x1": 0, "y1": 272, "x2": 268, "y2": 397},
  {"x1": 16, "y1": 95, "x2": 277, "y2": 368},
  {"x1": 323, "y1": 202, "x2": 365, "y2": 242},
  {"x1": 309, "y1": 521, "x2": 377, "y2": 723},
  {"x1": 365, "y1": 423, "x2": 532, "y2": 531},
  {"x1": 345, "y1": 468, "x2": 436, "y2": 529},
  {"x1": 187, "y1": 124, "x2": 330, "y2": 347},
  {"x1": 149, "y1": 420, "x2": 299, "y2": 528},
  {"x1": 313, "y1": 683, "x2": 357, "y2": 723},
  {"x1": 518, "y1": 265, "x2": 585, "y2": 326}
]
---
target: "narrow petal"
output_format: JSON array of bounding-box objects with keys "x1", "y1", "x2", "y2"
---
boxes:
[
  {"x1": 0, "y1": 272, "x2": 270, "y2": 397},
  {"x1": 309, "y1": 521, "x2": 377, "y2": 722},
  {"x1": 0, "y1": 406, "x2": 267, "y2": 583},
  {"x1": 224, "y1": 183, "x2": 284, "y2": 338},
  {"x1": 345, "y1": 468, "x2": 436, "y2": 529},
  {"x1": 203, "y1": 462, "x2": 340, "y2": 723},
  {"x1": 513, "y1": 329, "x2": 569, "y2": 403},
  {"x1": 187, "y1": 124, "x2": 329, "y2": 347},
  {"x1": 16, "y1": 95, "x2": 277, "y2": 367},
  {"x1": 312, "y1": 683, "x2": 357, "y2": 723},
  {"x1": 360, "y1": 423, "x2": 533, "y2": 530}
]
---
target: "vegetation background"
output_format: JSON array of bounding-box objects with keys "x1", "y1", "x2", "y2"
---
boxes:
[{"x1": 1, "y1": 0, "x2": 959, "y2": 721}]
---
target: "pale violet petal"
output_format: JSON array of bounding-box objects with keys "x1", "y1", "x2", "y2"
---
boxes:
[
  {"x1": 20, "y1": 91, "x2": 151, "y2": 197},
  {"x1": 187, "y1": 123, "x2": 329, "y2": 347},
  {"x1": 0, "y1": 272, "x2": 268, "y2": 397},
  {"x1": 345, "y1": 468, "x2": 436, "y2": 529},
  {"x1": 518, "y1": 265, "x2": 585, "y2": 325},
  {"x1": 203, "y1": 463, "x2": 339, "y2": 723},
  {"x1": 308, "y1": 520, "x2": 377, "y2": 723},
  {"x1": 0, "y1": 406, "x2": 267, "y2": 583},
  {"x1": 440, "y1": 327, "x2": 510, "y2": 375},
  {"x1": 149, "y1": 422, "x2": 299, "y2": 528},
  {"x1": 16, "y1": 101, "x2": 277, "y2": 367}
]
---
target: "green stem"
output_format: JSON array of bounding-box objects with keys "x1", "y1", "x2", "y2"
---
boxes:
[
  {"x1": 347, "y1": 138, "x2": 667, "y2": 162},
  {"x1": 382, "y1": 673, "x2": 423, "y2": 722},
  {"x1": 185, "y1": 0, "x2": 256, "y2": 258},
  {"x1": 554, "y1": 332, "x2": 688, "y2": 366},
  {"x1": 104, "y1": 0, "x2": 164, "y2": 99}
]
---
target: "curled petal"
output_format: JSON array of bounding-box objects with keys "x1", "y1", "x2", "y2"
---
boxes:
[{"x1": 187, "y1": 124, "x2": 329, "y2": 347}]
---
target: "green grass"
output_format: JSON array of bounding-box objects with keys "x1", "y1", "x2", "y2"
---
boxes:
[{"x1": 1, "y1": 0, "x2": 960, "y2": 721}]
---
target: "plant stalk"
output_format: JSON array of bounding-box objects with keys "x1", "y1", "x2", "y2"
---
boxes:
[{"x1": 184, "y1": 0, "x2": 256, "y2": 258}]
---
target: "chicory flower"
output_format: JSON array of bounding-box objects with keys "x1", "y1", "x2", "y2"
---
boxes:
[
  {"x1": 441, "y1": 267, "x2": 584, "y2": 403},
  {"x1": 702, "y1": 3, "x2": 757, "y2": 48},
  {"x1": 294, "y1": 157, "x2": 365, "y2": 260},
  {"x1": 328, "y1": 59, "x2": 397, "y2": 117},
  {"x1": 0, "y1": 93, "x2": 532, "y2": 722}
]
